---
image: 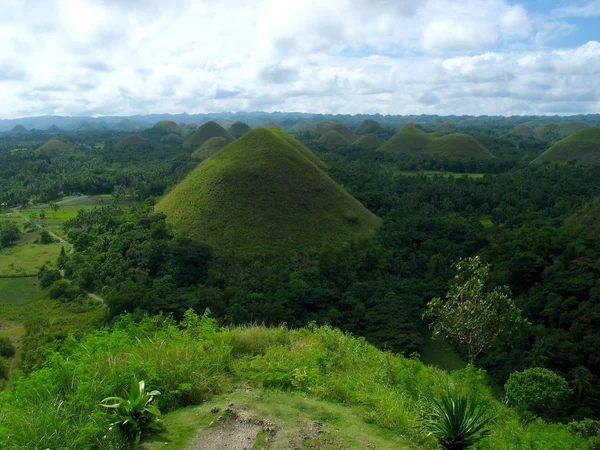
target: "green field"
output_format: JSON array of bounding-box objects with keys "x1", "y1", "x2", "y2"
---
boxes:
[
  {"x1": 0, "y1": 241, "x2": 64, "y2": 276},
  {"x1": 0, "y1": 277, "x2": 41, "y2": 304}
]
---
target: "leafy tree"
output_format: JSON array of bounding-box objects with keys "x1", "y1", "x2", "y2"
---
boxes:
[
  {"x1": 424, "y1": 256, "x2": 527, "y2": 364},
  {"x1": 0, "y1": 222, "x2": 21, "y2": 248},
  {"x1": 505, "y1": 367, "x2": 572, "y2": 418},
  {"x1": 38, "y1": 229, "x2": 54, "y2": 244},
  {"x1": 48, "y1": 201, "x2": 59, "y2": 219}
]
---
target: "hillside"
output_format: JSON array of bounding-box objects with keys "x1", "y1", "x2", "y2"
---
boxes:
[
  {"x1": 10, "y1": 124, "x2": 28, "y2": 134},
  {"x1": 534, "y1": 121, "x2": 590, "y2": 142},
  {"x1": 183, "y1": 121, "x2": 234, "y2": 149},
  {"x1": 227, "y1": 121, "x2": 252, "y2": 138},
  {"x1": 0, "y1": 316, "x2": 588, "y2": 449},
  {"x1": 116, "y1": 134, "x2": 150, "y2": 151},
  {"x1": 533, "y1": 127, "x2": 600, "y2": 165},
  {"x1": 436, "y1": 121, "x2": 456, "y2": 133},
  {"x1": 351, "y1": 133, "x2": 383, "y2": 151},
  {"x1": 160, "y1": 133, "x2": 184, "y2": 145},
  {"x1": 262, "y1": 119, "x2": 281, "y2": 129},
  {"x1": 268, "y1": 127, "x2": 326, "y2": 168},
  {"x1": 378, "y1": 126, "x2": 492, "y2": 159},
  {"x1": 156, "y1": 128, "x2": 379, "y2": 258},
  {"x1": 36, "y1": 137, "x2": 73, "y2": 152},
  {"x1": 191, "y1": 136, "x2": 231, "y2": 160},
  {"x1": 317, "y1": 130, "x2": 350, "y2": 152},
  {"x1": 565, "y1": 197, "x2": 600, "y2": 235},
  {"x1": 314, "y1": 121, "x2": 357, "y2": 142},
  {"x1": 290, "y1": 119, "x2": 316, "y2": 133}
]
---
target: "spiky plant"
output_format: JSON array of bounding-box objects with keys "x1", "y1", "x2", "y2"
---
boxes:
[
  {"x1": 418, "y1": 390, "x2": 494, "y2": 449},
  {"x1": 100, "y1": 380, "x2": 162, "y2": 444}
]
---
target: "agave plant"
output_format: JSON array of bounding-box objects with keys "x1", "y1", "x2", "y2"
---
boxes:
[
  {"x1": 100, "y1": 380, "x2": 162, "y2": 444},
  {"x1": 417, "y1": 390, "x2": 494, "y2": 449}
]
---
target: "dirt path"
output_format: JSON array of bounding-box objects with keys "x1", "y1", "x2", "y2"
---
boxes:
[
  {"x1": 185, "y1": 420, "x2": 261, "y2": 450},
  {"x1": 12, "y1": 210, "x2": 71, "y2": 246},
  {"x1": 11, "y1": 209, "x2": 106, "y2": 305}
]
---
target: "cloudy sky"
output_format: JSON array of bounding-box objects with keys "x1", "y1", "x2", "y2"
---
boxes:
[{"x1": 1, "y1": 0, "x2": 599, "y2": 118}]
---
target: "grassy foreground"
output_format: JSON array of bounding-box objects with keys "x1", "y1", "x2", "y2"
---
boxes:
[{"x1": 0, "y1": 313, "x2": 588, "y2": 449}]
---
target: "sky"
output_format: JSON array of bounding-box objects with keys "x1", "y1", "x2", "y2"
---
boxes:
[{"x1": 1, "y1": 0, "x2": 599, "y2": 118}]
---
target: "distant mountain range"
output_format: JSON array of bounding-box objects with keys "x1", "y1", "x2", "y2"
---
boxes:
[{"x1": 2, "y1": 112, "x2": 600, "y2": 132}]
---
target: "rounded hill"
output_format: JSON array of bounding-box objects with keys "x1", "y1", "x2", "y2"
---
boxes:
[
  {"x1": 191, "y1": 137, "x2": 231, "y2": 160},
  {"x1": 228, "y1": 121, "x2": 252, "y2": 139},
  {"x1": 428, "y1": 134, "x2": 493, "y2": 159},
  {"x1": 317, "y1": 130, "x2": 350, "y2": 152},
  {"x1": 290, "y1": 119, "x2": 316, "y2": 133},
  {"x1": 565, "y1": 197, "x2": 600, "y2": 236},
  {"x1": 156, "y1": 128, "x2": 380, "y2": 258},
  {"x1": 355, "y1": 119, "x2": 382, "y2": 136},
  {"x1": 10, "y1": 125, "x2": 28, "y2": 134},
  {"x1": 183, "y1": 121, "x2": 234, "y2": 149},
  {"x1": 153, "y1": 120, "x2": 183, "y2": 135},
  {"x1": 533, "y1": 127, "x2": 600, "y2": 165},
  {"x1": 534, "y1": 122, "x2": 590, "y2": 142},
  {"x1": 509, "y1": 124, "x2": 536, "y2": 137},
  {"x1": 314, "y1": 121, "x2": 357, "y2": 142},
  {"x1": 378, "y1": 126, "x2": 492, "y2": 159},
  {"x1": 116, "y1": 134, "x2": 150, "y2": 151},
  {"x1": 37, "y1": 137, "x2": 73, "y2": 152},
  {"x1": 377, "y1": 125, "x2": 433, "y2": 155},
  {"x1": 351, "y1": 134, "x2": 383, "y2": 151}
]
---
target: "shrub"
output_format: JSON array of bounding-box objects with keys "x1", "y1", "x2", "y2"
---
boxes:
[
  {"x1": 0, "y1": 337, "x2": 15, "y2": 358},
  {"x1": 99, "y1": 380, "x2": 162, "y2": 444},
  {"x1": 505, "y1": 368, "x2": 572, "y2": 419},
  {"x1": 0, "y1": 357, "x2": 9, "y2": 380},
  {"x1": 418, "y1": 390, "x2": 494, "y2": 449}
]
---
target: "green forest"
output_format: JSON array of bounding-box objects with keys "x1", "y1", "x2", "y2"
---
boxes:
[{"x1": 0, "y1": 116, "x2": 599, "y2": 449}]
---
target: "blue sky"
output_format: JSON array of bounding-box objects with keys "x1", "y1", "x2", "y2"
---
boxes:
[{"x1": 0, "y1": 0, "x2": 598, "y2": 118}]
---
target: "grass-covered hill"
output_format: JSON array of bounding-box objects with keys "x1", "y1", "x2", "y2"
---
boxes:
[
  {"x1": 191, "y1": 136, "x2": 231, "y2": 160},
  {"x1": 116, "y1": 134, "x2": 151, "y2": 151},
  {"x1": 509, "y1": 124, "x2": 536, "y2": 137},
  {"x1": 36, "y1": 137, "x2": 73, "y2": 152},
  {"x1": 378, "y1": 126, "x2": 493, "y2": 159},
  {"x1": 317, "y1": 130, "x2": 350, "y2": 152},
  {"x1": 0, "y1": 314, "x2": 588, "y2": 449},
  {"x1": 533, "y1": 127, "x2": 600, "y2": 165},
  {"x1": 227, "y1": 121, "x2": 252, "y2": 139},
  {"x1": 160, "y1": 133, "x2": 184, "y2": 145},
  {"x1": 156, "y1": 127, "x2": 380, "y2": 258},
  {"x1": 262, "y1": 119, "x2": 281, "y2": 129},
  {"x1": 355, "y1": 119, "x2": 383, "y2": 136},
  {"x1": 10, "y1": 124, "x2": 28, "y2": 134},
  {"x1": 183, "y1": 121, "x2": 234, "y2": 149},
  {"x1": 436, "y1": 121, "x2": 456, "y2": 133},
  {"x1": 290, "y1": 119, "x2": 316, "y2": 133},
  {"x1": 151, "y1": 120, "x2": 184, "y2": 136},
  {"x1": 314, "y1": 121, "x2": 357, "y2": 142},
  {"x1": 534, "y1": 122, "x2": 590, "y2": 142},
  {"x1": 351, "y1": 133, "x2": 384, "y2": 151},
  {"x1": 428, "y1": 134, "x2": 493, "y2": 159}
]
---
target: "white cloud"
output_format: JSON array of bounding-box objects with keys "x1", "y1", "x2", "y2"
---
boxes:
[{"x1": 0, "y1": 0, "x2": 595, "y2": 118}]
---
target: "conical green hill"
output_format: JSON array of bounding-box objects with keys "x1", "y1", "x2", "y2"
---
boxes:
[
  {"x1": 533, "y1": 127, "x2": 600, "y2": 165},
  {"x1": 534, "y1": 122, "x2": 590, "y2": 142},
  {"x1": 314, "y1": 121, "x2": 357, "y2": 142},
  {"x1": 183, "y1": 121, "x2": 234, "y2": 149},
  {"x1": 428, "y1": 134, "x2": 493, "y2": 159},
  {"x1": 228, "y1": 121, "x2": 252, "y2": 139},
  {"x1": 116, "y1": 134, "x2": 150, "y2": 151},
  {"x1": 377, "y1": 125, "x2": 433, "y2": 155},
  {"x1": 564, "y1": 197, "x2": 600, "y2": 236},
  {"x1": 191, "y1": 137, "x2": 231, "y2": 160},
  {"x1": 436, "y1": 122, "x2": 456, "y2": 133},
  {"x1": 156, "y1": 128, "x2": 380, "y2": 258},
  {"x1": 355, "y1": 119, "x2": 382, "y2": 136},
  {"x1": 509, "y1": 124, "x2": 536, "y2": 137},
  {"x1": 37, "y1": 137, "x2": 73, "y2": 152},
  {"x1": 262, "y1": 119, "x2": 281, "y2": 129},
  {"x1": 351, "y1": 134, "x2": 383, "y2": 151},
  {"x1": 152, "y1": 120, "x2": 183, "y2": 135},
  {"x1": 268, "y1": 127, "x2": 326, "y2": 168},
  {"x1": 10, "y1": 125, "x2": 28, "y2": 134},
  {"x1": 290, "y1": 119, "x2": 316, "y2": 133},
  {"x1": 317, "y1": 130, "x2": 350, "y2": 152}
]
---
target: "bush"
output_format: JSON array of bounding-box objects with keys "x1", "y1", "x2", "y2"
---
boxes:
[
  {"x1": 505, "y1": 368, "x2": 572, "y2": 419},
  {"x1": 38, "y1": 230, "x2": 55, "y2": 244},
  {"x1": 0, "y1": 357, "x2": 9, "y2": 380},
  {"x1": 38, "y1": 265, "x2": 61, "y2": 289}
]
